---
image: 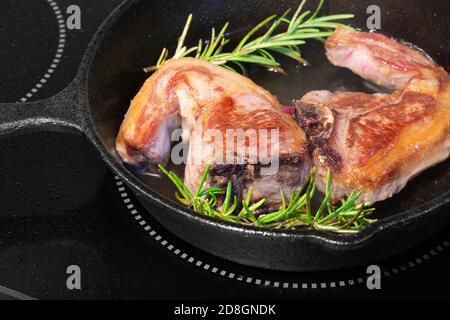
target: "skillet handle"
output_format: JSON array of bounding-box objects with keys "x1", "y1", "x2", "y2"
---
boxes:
[{"x1": 0, "y1": 83, "x2": 85, "y2": 137}]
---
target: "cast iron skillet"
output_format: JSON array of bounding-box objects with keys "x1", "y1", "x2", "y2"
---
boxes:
[{"x1": 1, "y1": 0, "x2": 449, "y2": 272}]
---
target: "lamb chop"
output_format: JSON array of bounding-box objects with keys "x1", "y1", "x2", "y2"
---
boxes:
[
  {"x1": 294, "y1": 28, "x2": 450, "y2": 203},
  {"x1": 116, "y1": 57, "x2": 311, "y2": 206}
]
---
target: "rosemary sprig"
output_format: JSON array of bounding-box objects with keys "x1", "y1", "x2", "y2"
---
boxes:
[
  {"x1": 145, "y1": 0, "x2": 354, "y2": 73},
  {"x1": 158, "y1": 165, "x2": 376, "y2": 234}
]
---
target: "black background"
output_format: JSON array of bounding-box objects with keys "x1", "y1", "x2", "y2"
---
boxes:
[{"x1": 0, "y1": 0, "x2": 449, "y2": 300}]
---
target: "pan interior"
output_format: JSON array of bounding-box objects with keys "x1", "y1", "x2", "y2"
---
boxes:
[{"x1": 87, "y1": 0, "x2": 450, "y2": 221}]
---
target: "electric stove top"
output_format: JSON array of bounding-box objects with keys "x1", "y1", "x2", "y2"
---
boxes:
[{"x1": 0, "y1": 0, "x2": 449, "y2": 300}]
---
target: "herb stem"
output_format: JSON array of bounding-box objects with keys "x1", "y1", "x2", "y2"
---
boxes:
[
  {"x1": 148, "y1": 0, "x2": 354, "y2": 73},
  {"x1": 158, "y1": 164, "x2": 376, "y2": 234}
]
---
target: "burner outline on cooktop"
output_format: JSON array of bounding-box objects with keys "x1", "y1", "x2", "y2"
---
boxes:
[
  {"x1": 19, "y1": 0, "x2": 66, "y2": 103},
  {"x1": 0, "y1": 285, "x2": 36, "y2": 300},
  {"x1": 114, "y1": 176, "x2": 450, "y2": 290}
]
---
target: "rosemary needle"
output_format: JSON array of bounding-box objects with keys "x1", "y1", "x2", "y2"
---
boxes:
[
  {"x1": 146, "y1": 0, "x2": 354, "y2": 73},
  {"x1": 158, "y1": 165, "x2": 376, "y2": 234}
]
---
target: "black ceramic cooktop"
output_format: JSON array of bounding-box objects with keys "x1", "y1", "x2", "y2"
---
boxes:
[{"x1": 0, "y1": 0, "x2": 449, "y2": 300}]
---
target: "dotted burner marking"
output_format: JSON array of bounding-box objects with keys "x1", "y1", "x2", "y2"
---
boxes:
[
  {"x1": 114, "y1": 176, "x2": 450, "y2": 290},
  {"x1": 19, "y1": 0, "x2": 66, "y2": 103}
]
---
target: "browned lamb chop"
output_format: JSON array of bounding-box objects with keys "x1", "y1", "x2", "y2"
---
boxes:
[
  {"x1": 116, "y1": 57, "x2": 311, "y2": 206},
  {"x1": 294, "y1": 28, "x2": 450, "y2": 203}
]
